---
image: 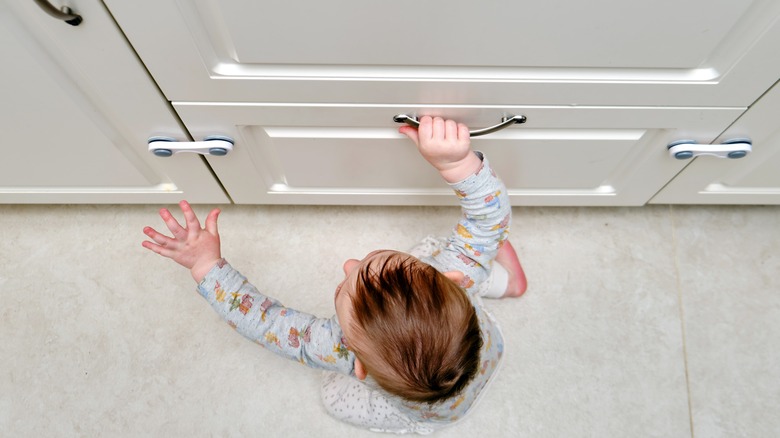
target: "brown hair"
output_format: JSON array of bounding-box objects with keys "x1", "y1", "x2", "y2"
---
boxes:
[{"x1": 347, "y1": 254, "x2": 482, "y2": 404}]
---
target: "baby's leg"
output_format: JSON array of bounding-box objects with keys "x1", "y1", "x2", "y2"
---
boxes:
[
  {"x1": 320, "y1": 372, "x2": 433, "y2": 434},
  {"x1": 492, "y1": 240, "x2": 527, "y2": 298}
]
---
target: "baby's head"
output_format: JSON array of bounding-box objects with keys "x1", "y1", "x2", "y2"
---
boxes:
[{"x1": 334, "y1": 250, "x2": 482, "y2": 404}]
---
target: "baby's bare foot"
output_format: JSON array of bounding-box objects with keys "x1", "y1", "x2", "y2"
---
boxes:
[{"x1": 495, "y1": 240, "x2": 527, "y2": 298}]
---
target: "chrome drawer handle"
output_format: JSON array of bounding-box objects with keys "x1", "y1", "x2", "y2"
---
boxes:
[
  {"x1": 33, "y1": 0, "x2": 82, "y2": 26},
  {"x1": 393, "y1": 114, "x2": 526, "y2": 137}
]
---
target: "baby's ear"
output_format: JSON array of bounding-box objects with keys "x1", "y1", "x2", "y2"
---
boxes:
[
  {"x1": 443, "y1": 270, "x2": 465, "y2": 286},
  {"x1": 354, "y1": 358, "x2": 367, "y2": 380}
]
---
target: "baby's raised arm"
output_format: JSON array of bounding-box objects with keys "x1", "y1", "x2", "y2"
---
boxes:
[
  {"x1": 400, "y1": 116, "x2": 512, "y2": 295},
  {"x1": 399, "y1": 116, "x2": 482, "y2": 183}
]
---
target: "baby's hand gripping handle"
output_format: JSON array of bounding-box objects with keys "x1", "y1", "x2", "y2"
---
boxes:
[{"x1": 394, "y1": 114, "x2": 526, "y2": 137}]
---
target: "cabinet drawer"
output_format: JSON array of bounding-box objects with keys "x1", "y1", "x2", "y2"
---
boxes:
[
  {"x1": 171, "y1": 103, "x2": 743, "y2": 205},
  {"x1": 107, "y1": 0, "x2": 780, "y2": 107}
]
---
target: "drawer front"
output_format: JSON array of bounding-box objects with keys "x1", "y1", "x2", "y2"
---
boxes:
[
  {"x1": 172, "y1": 103, "x2": 742, "y2": 205},
  {"x1": 106, "y1": 0, "x2": 780, "y2": 107}
]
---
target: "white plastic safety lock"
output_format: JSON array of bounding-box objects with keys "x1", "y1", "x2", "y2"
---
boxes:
[
  {"x1": 667, "y1": 138, "x2": 752, "y2": 160},
  {"x1": 147, "y1": 136, "x2": 234, "y2": 157}
]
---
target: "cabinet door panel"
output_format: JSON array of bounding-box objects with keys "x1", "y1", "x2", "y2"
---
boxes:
[
  {"x1": 174, "y1": 104, "x2": 743, "y2": 205},
  {"x1": 0, "y1": 0, "x2": 228, "y2": 203},
  {"x1": 105, "y1": 0, "x2": 780, "y2": 106},
  {"x1": 651, "y1": 81, "x2": 780, "y2": 204}
]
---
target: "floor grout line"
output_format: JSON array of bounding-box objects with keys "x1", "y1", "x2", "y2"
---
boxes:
[{"x1": 669, "y1": 205, "x2": 695, "y2": 438}]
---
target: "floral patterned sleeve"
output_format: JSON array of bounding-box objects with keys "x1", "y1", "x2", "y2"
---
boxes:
[
  {"x1": 197, "y1": 259, "x2": 355, "y2": 375},
  {"x1": 430, "y1": 152, "x2": 511, "y2": 293}
]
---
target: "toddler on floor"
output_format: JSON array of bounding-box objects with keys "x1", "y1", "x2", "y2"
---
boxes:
[{"x1": 142, "y1": 116, "x2": 526, "y2": 434}]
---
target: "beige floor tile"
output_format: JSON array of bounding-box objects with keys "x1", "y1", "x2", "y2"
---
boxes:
[
  {"x1": 672, "y1": 206, "x2": 780, "y2": 438},
  {"x1": 484, "y1": 206, "x2": 690, "y2": 437},
  {"x1": 0, "y1": 204, "x2": 691, "y2": 437}
]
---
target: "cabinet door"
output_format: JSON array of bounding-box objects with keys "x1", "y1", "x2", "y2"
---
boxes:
[
  {"x1": 0, "y1": 0, "x2": 228, "y2": 203},
  {"x1": 650, "y1": 81, "x2": 780, "y2": 204},
  {"x1": 173, "y1": 103, "x2": 741, "y2": 205},
  {"x1": 106, "y1": 0, "x2": 780, "y2": 107}
]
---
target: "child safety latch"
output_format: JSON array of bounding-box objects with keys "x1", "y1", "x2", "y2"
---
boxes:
[
  {"x1": 147, "y1": 136, "x2": 234, "y2": 157},
  {"x1": 667, "y1": 138, "x2": 752, "y2": 160}
]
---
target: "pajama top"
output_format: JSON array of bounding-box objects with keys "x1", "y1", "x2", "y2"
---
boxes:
[{"x1": 196, "y1": 152, "x2": 509, "y2": 427}]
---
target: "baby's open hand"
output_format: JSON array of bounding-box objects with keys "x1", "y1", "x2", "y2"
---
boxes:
[
  {"x1": 142, "y1": 200, "x2": 222, "y2": 283},
  {"x1": 399, "y1": 116, "x2": 482, "y2": 183}
]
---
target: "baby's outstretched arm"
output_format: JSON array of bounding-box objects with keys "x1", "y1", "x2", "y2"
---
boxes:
[
  {"x1": 142, "y1": 201, "x2": 356, "y2": 374},
  {"x1": 142, "y1": 200, "x2": 222, "y2": 282},
  {"x1": 399, "y1": 116, "x2": 482, "y2": 183}
]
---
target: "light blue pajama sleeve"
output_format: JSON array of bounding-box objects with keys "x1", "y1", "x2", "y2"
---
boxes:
[
  {"x1": 428, "y1": 152, "x2": 511, "y2": 295},
  {"x1": 197, "y1": 259, "x2": 355, "y2": 375}
]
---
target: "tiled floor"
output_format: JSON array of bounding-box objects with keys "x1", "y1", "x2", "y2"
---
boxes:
[{"x1": 0, "y1": 204, "x2": 777, "y2": 437}]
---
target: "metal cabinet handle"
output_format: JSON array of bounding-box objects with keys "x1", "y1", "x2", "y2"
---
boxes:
[
  {"x1": 33, "y1": 0, "x2": 82, "y2": 26},
  {"x1": 393, "y1": 114, "x2": 526, "y2": 137}
]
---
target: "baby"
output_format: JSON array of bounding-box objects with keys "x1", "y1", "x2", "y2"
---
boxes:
[{"x1": 142, "y1": 116, "x2": 526, "y2": 434}]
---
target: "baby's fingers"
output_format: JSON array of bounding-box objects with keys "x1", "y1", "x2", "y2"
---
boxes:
[
  {"x1": 458, "y1": 123, "x2": 470, "y2": 141},
  {"x1": 398, "y1": 125, "x2": 419, "y2": 146},
  {"x1": 159, "y1": 207, "x2": 187, "y2": 240},
  {"x1": 204, "y1": 208, "x2": 220, "y2": 235},
  {"x1": 445, "y1": 119, "x2": 458, "y2": 141},
  {"x1": 418, "y1": 116, "x2": 433, "y2": 141},
  {"x1": 141, "y1": 227, "x2": 176, "y2": 257},
  {"x1": 143, "y1": 226, "x2": 174, "y2": 247},
  {"x1": 141, "y1": 239, "x2": 175, "y2": 259},
  {"x1": 432, "y1": 117, "x2": 446, "y2": 139},
  {"x1": 179, "y1": 200, "x2": 202, "y2": 232}
]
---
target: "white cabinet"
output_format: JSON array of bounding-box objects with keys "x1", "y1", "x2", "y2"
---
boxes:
[
  {"x1": 3, "y1": 0, "x2": 778, "y2": 205},
  {"x1": 102, "y1": 0, "x2": 780, "y2": 206},
  {"x1": 651, "y1": 80, "x2": 780, "y2": 204},
  {"x1": 0, "y1": 0, "x2": 228, "y2": 203}
]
